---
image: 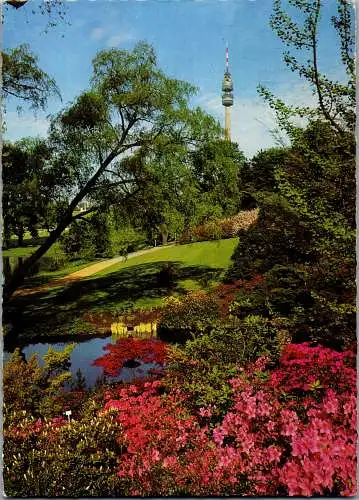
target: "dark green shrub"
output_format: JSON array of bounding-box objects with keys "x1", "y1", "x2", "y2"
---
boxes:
[
  {"x1": 157, "y1": 263, "x2": 177, "y2": 288},
  {"x1": 3, "y1": 407, "x2": 125, "y2": 497},
  {"x1": 226, "y1": 197, "x2": 317, "y2": 282},
  {"x1": 60, "y1": 214, "x2": 111, "y2": 260},
  {"x1": 184, "y1": 315, "x2": 283, "y2": 366},
  {"x1": 229, "y1": 265, "x2": 307, "y2": 319},
  {"x1": 229, "y1": 263, "x2": 355, "y2": 350},
  {"x1": 159, "y1": 292, "x2": 220, "y2": 341},
  {"x1": 166, "y1": 314, "x2": 288, "y2": 418}
]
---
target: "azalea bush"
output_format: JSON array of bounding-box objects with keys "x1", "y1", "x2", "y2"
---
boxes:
[
  {"x1": 180, "y1": 209, "x2": 259, "y2": 243},
  {"x1": 3, "y1": 408, "x2": 124, "y2": 497},
  {"x1": 3, "y1": 343, "x2": 357, "y2": 497},
  {"x1": 101, "y1": 343, "x2": 357, "y2": 497},
  {"x1": 219, "y1": 208, "x2": 259, "y2": 237},
  {"x1": 210, "y1": 344, "x2": 357, "y2": 496}
]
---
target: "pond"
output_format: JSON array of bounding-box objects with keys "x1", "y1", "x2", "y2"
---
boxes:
[
  {"x1": 3, "y1": 254, "x2": 69, "y2": 283},
  {"x1": 4, "y1": 334, "x2": 162, "y2": 390}
]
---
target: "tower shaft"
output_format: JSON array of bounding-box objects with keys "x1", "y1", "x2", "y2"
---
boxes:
[{"x1": 225, "y1": 106, "x2": 231, "y2": 141}]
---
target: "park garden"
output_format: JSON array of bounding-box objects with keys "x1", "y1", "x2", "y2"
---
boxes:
[{"x1": 2, "y1": 0, "x2": 356, "y2": 497}]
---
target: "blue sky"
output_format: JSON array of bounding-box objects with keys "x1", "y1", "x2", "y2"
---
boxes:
[{"x1": 4, "y1": 0, "x2": 350, "y2": 157}]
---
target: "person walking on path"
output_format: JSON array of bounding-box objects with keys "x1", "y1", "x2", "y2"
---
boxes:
[{"x1": 121, "y1": 247, "x2": 128, "y2": 262}]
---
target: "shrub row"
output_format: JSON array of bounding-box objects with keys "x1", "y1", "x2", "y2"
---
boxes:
[{"x1": 180, "y1": 208, "x2": 259, "y2": 243}]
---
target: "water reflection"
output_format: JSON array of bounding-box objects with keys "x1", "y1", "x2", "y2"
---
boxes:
[
  {"x1": 3, "y1": 255, "x2": 68, "y2": 283},
  {"x1": 4, "y1": 335, "x2": 162, "y2": 390}
]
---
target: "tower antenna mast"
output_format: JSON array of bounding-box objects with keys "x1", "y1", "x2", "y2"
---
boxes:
[{"x1": 222, "y1": 44, "x2": 234, "y2": 141}]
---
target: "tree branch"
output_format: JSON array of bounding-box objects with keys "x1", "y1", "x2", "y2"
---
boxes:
[{"x1": 311, "y1": 0, "x2": 343, "y2": 134}]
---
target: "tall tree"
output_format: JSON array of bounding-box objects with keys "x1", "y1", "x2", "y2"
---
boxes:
[
  {"x1": 2, "y1": 44, "x2": 61, "y2": 111},
  {"x1": 228, "y1": 0, "x2": 355, "y2": 348},
  {"x1": 4, "y1": 42, "x2": 220, "y2": 300},
  {"x1": 3, "y1": 138, "x2": 55, "y2": 248},
  {"x1": 191, "y1": 140, "x2": 246, "y2": 216},
  {"x1": 258, "y1": 0, "x2": 355, "y2": 136}
]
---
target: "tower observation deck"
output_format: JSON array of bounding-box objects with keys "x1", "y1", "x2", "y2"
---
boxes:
[{"x1": 222, "y1": 46, "x2": 234, "y2": 141}]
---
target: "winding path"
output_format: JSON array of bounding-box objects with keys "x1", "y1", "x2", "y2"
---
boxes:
[{"x1": 14, "y1": 244, "x2": 175, "y2": 297}]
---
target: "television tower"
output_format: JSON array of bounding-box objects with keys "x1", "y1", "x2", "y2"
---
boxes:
[{"x1": 222, "y1": 45, "x2": 234, "y2": 141}]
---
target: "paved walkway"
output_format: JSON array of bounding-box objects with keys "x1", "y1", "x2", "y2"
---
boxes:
[
  {"x1": 14, "y1": 244, "x2": 174, "y2": 297},
  {"x1": 66, "y1": 245, "x2": 174, "y2": 279}
]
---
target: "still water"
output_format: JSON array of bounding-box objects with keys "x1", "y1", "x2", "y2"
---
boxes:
[
  {"x1": 4, "y1": 335, "x2": 161, "y2": 390},
  {"x1": 3, "y1": 254, "x2": 69, "y2": 283}
]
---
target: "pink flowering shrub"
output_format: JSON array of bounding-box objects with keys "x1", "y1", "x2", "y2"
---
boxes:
[
  {"x1": 103, "y1": 380, "x2": 237, "y2": 496},
  {"x1": 101, "y1": 344, "x2": 356, "y2": 497},
  {"x1": 213, "y1": 345, "x2": 357, "y2": 496},
  {"x1": 4, "y1": 344, "x2": 356, "y2": 497}
]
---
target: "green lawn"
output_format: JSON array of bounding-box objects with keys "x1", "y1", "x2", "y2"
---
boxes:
[
  {"x1": 3, "y1": 243, "x2": 99, "y2": 290},
  {"x1": 97, "y1": 239, "x2": 239, "y2": 277},
  {"x1": 6, "y1": 238, "x2": 239, "y2": 341}
]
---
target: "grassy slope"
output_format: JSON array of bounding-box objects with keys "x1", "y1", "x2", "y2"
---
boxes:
[
  {"x1": 97, "y1": 239, "x2": 238, "y2": 276},
  {"x1": 8, "y1": 238, "x2": 238, "y2": 340}
]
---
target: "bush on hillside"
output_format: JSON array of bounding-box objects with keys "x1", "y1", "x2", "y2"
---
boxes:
[
  {"x1": 159, "y1": 292, "x2": 221, "y2": 341},
  {"x1": 180, "y1": 209, "x2": 259, "y2": 244},
  {"x1": 225, "y1": 198, "x2": 316, "y2": 282}
]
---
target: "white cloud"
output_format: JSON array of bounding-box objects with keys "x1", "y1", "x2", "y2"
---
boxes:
[
  {"x1": 198, "y1": 83, "x2": 318, "y2": 158},
  {"x1": 90, "y1": 27, "x2": 105, "y2": 41},
  {"x1": 106, "y1": 32, "x2": 135, "y2": 47},
  {"x1": 3, "y1": 112, "x2": 50, "y2": 142}
]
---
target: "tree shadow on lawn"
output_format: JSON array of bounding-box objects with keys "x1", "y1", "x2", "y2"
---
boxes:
[{"x1": 5, "y1": 261, "x2": 223, "y2": 342}]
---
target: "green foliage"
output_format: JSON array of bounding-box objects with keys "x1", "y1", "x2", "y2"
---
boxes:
[
  {"x1": 4, "y1": 344, "x2": 75, "y2": 423},
  {"x1": 2, "y1": 44, "x2": 61, "y2": 111},
  {"x1": 60, "y1": 213, "x2": 111, "y2": 259},
  {"x1": 227, "y1": 197, "x2": 314, "y2": 281},
  {"x1": 227, "y1": 131, "x2": 356, "y2": 350},
  {"x1": 108, "y1": 223, "x2": 147, "y2": 255},
  {"x1": 191, "y1": 140, "x2": 246, "y2": 215},
  {"x1": 259, "y1": 0, "x2": 355, "y2": 135},
  {"x1": 3, "y1": 409, "x2": 124, "y2": 497},
  {"x1": 2, "y1": 139, "x2": 56, "y2": 247},
  {"x1": 242, "y1": 147, "x2": 287, "y2": 196},
  {"x1": 184, "y1": 315, "x2": 282, "y2": 366},
  {"x1": 167, "y1": 315, "x2": 284, "y2": 417},
  {"x1": 169, "y1": 356, "x2": 236, "y2": 418},
  {"x1": 4, "y1": 41, "x2": 224, "y2": 300},
  {"x1": 159, "y1": 293, "x2": 221, "y2": 341}
]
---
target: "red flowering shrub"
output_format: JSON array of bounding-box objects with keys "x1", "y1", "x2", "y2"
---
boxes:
[
  {"x1": 102, "y1": 380, "x2": 228, "y2": 496},
  {"x1": 100, "y1": 344, "x2": 356, "y2": 497},
  {"x1": 92, "y1": 337, "x2": 168, "y2": 376},
  {"x1": 215, "y1": 275, "x2": 264, "y2": 316},
  {"x1": 4, "y1": 344, "x2": 356, "y2": 497},
  {"x1": 269, "y1": 343, "x2": 356, "y2": 393}
]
